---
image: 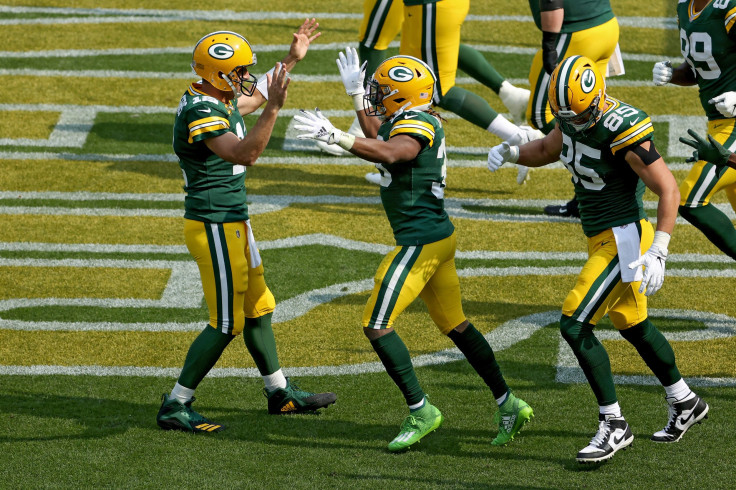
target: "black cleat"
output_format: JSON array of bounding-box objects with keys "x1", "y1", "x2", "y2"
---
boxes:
[
  {"x1": 544, "y1": 198, "x2": 580, "y2": 218},
  {"x1": 576, "y1": 414, "x2": 634, "y2": 464},
  {"x1": 265, "y1": 378, "x2": 337, "y2": 414},
  {"x1": 651, "y1": 393, "x2": 709, "y2": 443}
]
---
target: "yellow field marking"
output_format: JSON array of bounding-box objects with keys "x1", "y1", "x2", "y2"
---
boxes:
[
  {"x1": 0, "y1": 111, "x2": 57, "y2": 139},
  {"x1": 0, "y1": 266, "x2": 169, "y2": 300}
]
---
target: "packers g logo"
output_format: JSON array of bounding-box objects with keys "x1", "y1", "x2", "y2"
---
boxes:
[
  {"x1": 580, "y1": 68, "x2": 596, "y2": 94},
  {"x1": 388, "y1": 66, "x2": 414, "y2": 82},
  {"x1": 208, "y1": 43, "x2": 234, "y2": 60}
]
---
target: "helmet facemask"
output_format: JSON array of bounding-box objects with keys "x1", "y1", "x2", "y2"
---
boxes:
[
  {"x1": 364, "y1": 78, "x2": 398, "y2": 117},
  {"x1": 222, "y1": 64, "x2": 258, "y2": 98},
  {"x1": 555, "y1": 92, "x2": 602, "y2": 133}
]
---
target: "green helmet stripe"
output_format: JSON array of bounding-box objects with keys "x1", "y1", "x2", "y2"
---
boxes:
[{"x1": 557, "y1": 55, "x2": 580, "y2": 109}]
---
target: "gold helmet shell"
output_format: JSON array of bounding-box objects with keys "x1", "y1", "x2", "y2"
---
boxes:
[
  {"x1": 365, "y1": 55, "x2": 436, "y2": 117},
  {"x1": 548, "y1": 55, "x2": 606, "y2": 133},
  {"x1": 191, "y1": 31, "x2": 258, "y2": 96}
]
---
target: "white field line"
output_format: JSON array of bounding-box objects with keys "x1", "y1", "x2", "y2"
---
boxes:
[
  {"x1": 1, "y1": 193, "x2": 734, "y2": 222},
  {"x1": 0, "y1": 309, "x2": 732, "y2": 386},
  {"x1": 0, "y1": 42, "x2": 684, "y2": 65}
]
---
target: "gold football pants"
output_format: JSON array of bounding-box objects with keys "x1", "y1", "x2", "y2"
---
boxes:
[
  {"x1": 527, "y1": 17, "x2": 619, "y2": 130},
  {"x1": 562, "y1": 219, "x2": 653, "y2": 329},
  {"x1": 359, "y1": 0, "x2": 403, "y2": 50},
  {"x1": 362, "y1": 232, "x2": 466, "y2": 334},
  {"x1": 680, "y1": 118, "x2": 736, "y2": 209},
  {"x1": 400, "y1": 0, "x2": 470, "y2": 101},
  {"x1": 184, "y1": 219, "x2": 275, "y2": 336}
]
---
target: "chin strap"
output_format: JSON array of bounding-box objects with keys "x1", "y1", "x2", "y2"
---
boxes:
[{"x1": 221, "y1": 73, "x2": 240, "y2": 98}]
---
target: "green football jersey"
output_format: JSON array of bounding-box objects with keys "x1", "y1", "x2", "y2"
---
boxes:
[
  {"x1": 172, "y1": 83, "x2": 249, "y2": 223},
  {"x1": 677, "y1": 0, "x2": 736, "y2": 120},
  {"x1": 374, "y1": 110, "x2": 455, "y2": 246},
  {"x1": 528, "y1": 0, "x2": 614, "y2": 33},
  {"x1": 559, "y1": 97, "x2": 654, "y2": 237}
]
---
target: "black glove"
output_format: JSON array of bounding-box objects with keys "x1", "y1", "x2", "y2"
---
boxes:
[{"x1": 542, "y1": 31, "x2": 559, "y2": 74}]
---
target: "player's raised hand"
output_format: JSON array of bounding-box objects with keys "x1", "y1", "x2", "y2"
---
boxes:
[
  {"x1": 337, "y1": 46, "x2": 367, "y2": 97},
  {"x1": 266, "y1": 63, "x2": 291, "y2": 109},
  {"x1": 289, "y1": 18, "x2": 321, "y2": 61}
]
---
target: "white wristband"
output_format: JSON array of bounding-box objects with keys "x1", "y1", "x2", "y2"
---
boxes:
[
  {"x1": 255, "y1": 67, "x2": 276, "y2": 100},
  {"x1": 508, "y1": 145, "x2": 520, "y2": 163},
  {"x1": 652, "y1": 230, "x2": 671, "y2": 251},
  {"x1": 337, "y1": 132, "x2": 356, "y2": 151},
  {"x1": 351, "y1": 94, "x2": 364, "y2": 112}
]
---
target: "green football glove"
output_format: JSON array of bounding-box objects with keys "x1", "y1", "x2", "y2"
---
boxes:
[{"x1": 679, "y1": 128, "x2": 731, "y2": 167}]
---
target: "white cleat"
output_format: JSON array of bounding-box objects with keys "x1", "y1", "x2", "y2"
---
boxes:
[
  {"x1": 576, "y1": 414, "x2": 634, "y2": 464},
  {"x1": 499, "y1": 81, "x2": 530, "y2": 125}
]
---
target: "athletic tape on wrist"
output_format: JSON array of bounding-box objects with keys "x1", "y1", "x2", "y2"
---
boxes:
[{"x1": 652, "y1": 230, "x2": 671, "y2": 252}]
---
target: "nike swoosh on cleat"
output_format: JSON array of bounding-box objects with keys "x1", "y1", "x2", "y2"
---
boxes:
[
  {"x1": 613, "y1": 433, "x2": 625, "y2": 445},
  {"x1": 677, "y1": 411, "x2": 695, "y2": 428}
]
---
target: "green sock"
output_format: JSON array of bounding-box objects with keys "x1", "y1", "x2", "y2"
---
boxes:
[
  {"x1": 370, "y1": 330, "x2": 425, "y2": 407},
  {"x1": 358, "y1": 45, "x2": 389, "y2": 87},
  {"x1": 178, "y1": 325, "x2": 234, "y2": 389},
  {"x1": 679, "y1": 204, "x2": 736, "y2": 259},
  {"x1": 243, "y1": 313, "x2": 281, "y2": 375},
  {"x1": 437, "y1": 86, "x2": 500, "y2": 130},
  {"x1": 457, "y1": 44, "x2": 505, "y2": 93},
  {"x1": 560, "y1": 315, "x2": 617, "y2": 406},
  {"x1": 447, "y1": 323, "x2": 509, "y2": 399},
  {"x1": 619, "y1": 319, "x2": 682, "y2": 386}
]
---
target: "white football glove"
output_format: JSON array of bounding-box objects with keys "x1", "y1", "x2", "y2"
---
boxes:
[
  {"x1": 294, "y1": 108, "x2": 356, "y2": 150},
  {"x1": 336, "y1": 46, "x2": 367, "y2": 111},
  {"x1": 652, "y1": 60, "x2": 673, "y2": 86},
  {"x1": 709, "y1": 91, "x2": 736, "y2": 118},
  {"x1": 487, "y1": 142, "x2": 520, "y2": 172},
  {"x1": 628, "y1": 231, "x2": 670, "y2": 296}
]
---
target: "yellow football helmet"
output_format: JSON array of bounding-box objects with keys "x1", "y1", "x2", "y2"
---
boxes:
[
  {"x1": 191, "y1": 31, "x2": 258, "y2": 97},
  {"x1": 548, "y1": 55, "x2": 606, "y2": 133},
  {"x1": 365, "y1": 55, "x2": 436, "y2": 117}
]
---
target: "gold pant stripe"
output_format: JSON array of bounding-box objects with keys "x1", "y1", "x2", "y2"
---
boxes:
[{"x1": 359, "y1": 0, "x2": 402, "y2": 50}]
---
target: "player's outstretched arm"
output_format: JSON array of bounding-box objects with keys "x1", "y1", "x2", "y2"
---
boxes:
[
  {"x1": 294, "y1": 108, "x2": 420, "y2": 164},
  {"x1": 487, "y1": 126, "x2": 562, "y2": 172},
  {"x1": 208, "y1": 63, "x2": 290, "y2": 166}
]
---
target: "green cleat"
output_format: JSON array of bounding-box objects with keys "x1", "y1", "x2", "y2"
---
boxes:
[
  {"x1": 491, "y1": 393, "x2": 533, "y2": 446},
  {"x1": 264, "y1": 378, "x2": 337, "y2": 414},
  {"x1": 388, "y1": 401, "x2": 444, "y2": 453},
  {"x1": 156, "y1": 393, "x2": 225, "y2": 433}
]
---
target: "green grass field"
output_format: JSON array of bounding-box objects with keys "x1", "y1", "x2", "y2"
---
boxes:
[{"x1": 2, "y1": 1, "x2": 735, "y2": 488}]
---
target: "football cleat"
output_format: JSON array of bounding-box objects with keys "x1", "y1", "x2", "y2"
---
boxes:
[
  {"x1": 499, "y1": 81, "x2": 530, "y2": 124},
  {"x1": 264, "y1": 378, "x2": 337, "y2": 414},
  {"x1": 491, "y1": 392, "x2": 534, "y2": 446},
  {"x1": 576, "y1": 414, "x2": 633, "y2": 464},
  {"x1": 651, "y1": 393, "x2": 709, "y2": 443},
  {"x1": 388, "y1": 400, "x2": 444, "y2": 452},
  {"x1": 156, "y1": 393, "x2": 225, "y2": 433},
  {"x1": 543, "y1": 198, "x2": 579, "y2": 218}
]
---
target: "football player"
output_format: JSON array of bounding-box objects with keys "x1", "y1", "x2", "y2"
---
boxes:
[
  {"x1": 525, "y1": 0, "x2": 621, "y2": 215},
  {"x1": 488, "y1": 56, "x2": 709, "y2": 463},
  {"x1": 653, "y1": 0, "x2": 736, "y2": 261},
  {"x1": 157, "y1": 23, "x2": 337, "y2": 434},
  {"x1": 331, "y1": 0, "x2": 536, "y2": 166},
  {"x1": 294, "y1": 53, "x2": 534, "y2": 452}
]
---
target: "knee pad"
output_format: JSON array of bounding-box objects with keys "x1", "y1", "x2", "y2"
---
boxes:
[{"x1": 559, "y1": 314, "x2": 582, "y2": 343}]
